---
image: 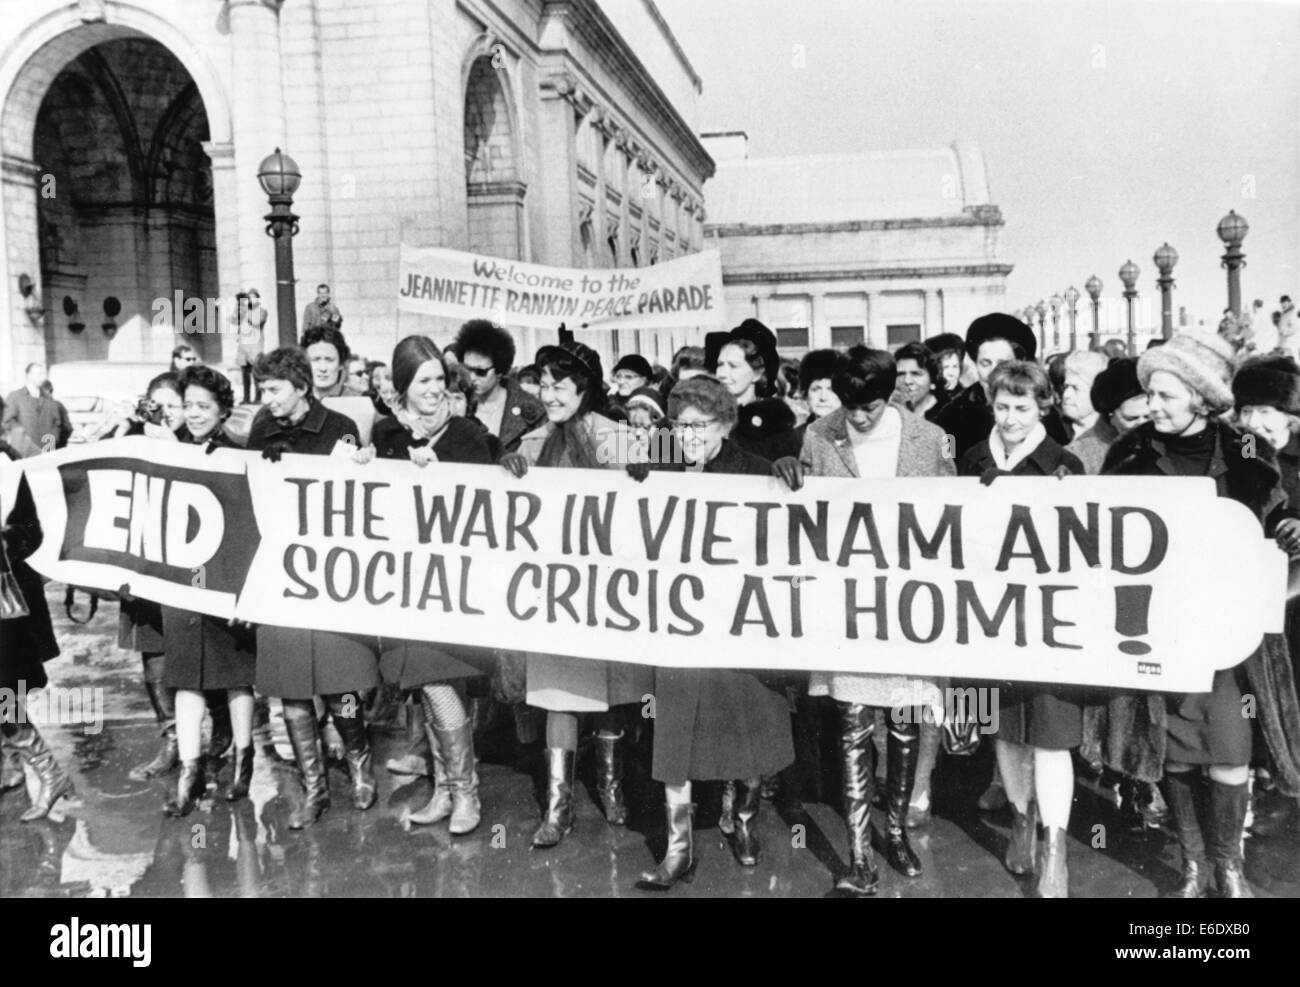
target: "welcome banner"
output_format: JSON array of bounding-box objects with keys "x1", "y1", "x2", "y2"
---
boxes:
[
  {"x1": 397, "y1": 246, "x2": 726, "y2": 331},
  {"x1": 4, "y1": 439, "x2": 1286, "y2": 694}
]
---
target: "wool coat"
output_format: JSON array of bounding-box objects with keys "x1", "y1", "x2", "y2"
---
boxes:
[{"x1": 0, "y1": 471, "x2": 59, "y2": 693}]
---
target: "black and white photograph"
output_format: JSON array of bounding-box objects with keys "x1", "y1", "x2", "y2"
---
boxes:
[{"x1": 0, "y1": 0, "x2": 1296, "y2": 941}]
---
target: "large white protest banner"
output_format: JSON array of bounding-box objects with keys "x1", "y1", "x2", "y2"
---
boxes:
[
  {"x1": 6, "y1": 439, "x2": 1286, "y2": 693},
  {"x1": 396, "y1": 245, "x2": 725, "y2": 331}
]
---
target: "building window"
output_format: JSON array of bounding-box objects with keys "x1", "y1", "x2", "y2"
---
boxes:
[
  {"x1": 775, "y1": 327, "x2": 809, "y2": 350},
  {"x1": 886, "y1": 324, "x2": 922, "y2": 347},
  {"x1": 831, "y1": 325, "x2": 864, "y2": 348}
]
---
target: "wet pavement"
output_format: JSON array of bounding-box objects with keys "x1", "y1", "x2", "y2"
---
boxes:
[{"x1": 3, "y1": 584, "x2": 1299, "y2": 898}]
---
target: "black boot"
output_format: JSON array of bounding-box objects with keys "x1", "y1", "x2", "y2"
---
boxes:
[
  {"x1": 730, "y1": 778, "x2": 762, "y2": 867},
  {"x1": 1005, "y1": 800, "x2": 1038, "y2": 876},
  {"x1": 595, "y1": 732, "x2": 629, "y2": 825},
  {"x1": 1207, "y1": 779, "x2": 1253, "y2": 898},
  {"x1": 531, "y1": 748, "x2": 576, "y2": 848},
  {"x1": 283, "y1": 700, "x2": 329, "y2": 830},
  {"x1": 164, "y1": 759, "x2": 206, "y2": 818},
  {"x1": 131, "y1": 676, "x2": 180, "y2": 781},
  {"x1": 637, "y1": 802, "x2": 697, "y2": 890},
  {"x1": 883, "y1": 715, "x2": 922, "y2": 877},
  {"x1": 205, "y1": 694, "x2": 233, "y2": 788},
  {"x1": 327, "y1": 694, "x2": 377, "y2": 811},
  {"x1": 1036, "y1": 827, "x2": 1069, "y2": 897},
  {"x1": 1162, "y1": 771, "x2": 1210, "y2": 898},
  {"x1": 834, "y1": 702, "x2": 879, "y2": 895},
  {"x1": 7, "y1": 723, "x2": 75, "y2": 822},
  {"x1": 226, "y1": 746, "x2": 254, "y2": 802}
]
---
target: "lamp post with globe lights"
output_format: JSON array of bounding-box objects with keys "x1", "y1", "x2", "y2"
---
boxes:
[
  {"x1": 1153, "y1": 242, "x2": 1179, "y2": 341},
  {"x1": 1064, "y1": 285, "x2": 1080, "y2": 352},
  {"x1": 1119, "y1": 260, "x2": 1140, "y2": 356},
  {"x1": 257, "y1": 148, "x2": 303, "y2": 348},
  {"x1": 1085, "y1": 275, "x2": 1103, "y2": 351},
  {"x1": 1217, "y1": 210, "x2": 1248, "y2": 319}
]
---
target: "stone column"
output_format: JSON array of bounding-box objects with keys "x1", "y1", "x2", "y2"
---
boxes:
[
  {"x1": 924, "y1": 288, "x2": 943, "y2": 337},
  {"x1": 203, "y1": 141, "x2": 240, "y2": 364},
  {"x1": 1, "y1": 155, "x2": 45, "y2": 385},
  {"x1": 810, "y1": 292, "x2": 826, "y2": 350}
]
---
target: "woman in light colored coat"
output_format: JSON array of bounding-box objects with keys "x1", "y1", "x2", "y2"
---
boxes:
[
  {"x1": 777, "y1": 345, "x2": 955, "y2": 896},
  {"x1": 501, "y1": 341, "x2": 653, "y2": 848}
]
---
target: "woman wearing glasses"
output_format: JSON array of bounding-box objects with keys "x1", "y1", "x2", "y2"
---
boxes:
[
  {"x1": 499, "y1": 341, "x2": 653, "y2": 848},
  {"x1": 634, "y1": 375, "x2": 795, "y2": 889}
]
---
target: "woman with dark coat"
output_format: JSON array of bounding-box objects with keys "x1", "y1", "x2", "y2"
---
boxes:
[
  {"x1": 959, "y1": 360, "x2": 1085, "y2": 899},
  {"x1": 634, "y1": 376, "x2": 796, "y2": 889},
  {"x1": 246, "y1": 347, "x2": 380, "y2": 829},
  {"x1": 0, "y1": 465, "x2": 72, "y2": 822},
  {"x1": 160, "y1": 366, "x2": 259, "y2": 816},
  {"x1": 1093, "y1": 331, "x2": 1300, "y2": 898},
  {"x1": 706, "y1": 320, "x2": 803, "y2": 463},
  {"x1": 794, "y1": 349, "x2": 845, "y2": 444},
  {"x1": 370, "y1": 335, "x2": 496, "y2": 835},
  {"x1": 890, "y1": 341, "x2": 948, "y2": 421},
  {"x1": 500, "y1": 341, "x2": 654, "y2": 849}
]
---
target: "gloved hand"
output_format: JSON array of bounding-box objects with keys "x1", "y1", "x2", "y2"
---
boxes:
[
  {"x1": 261, "y1": 441, "x2": 292, "y2": 462},
  {"x1": 500, "y1": 452, "x2": 529, "y2": 478},
  {"x1": 771, "y1": 456, "x2": 804, "y2": 491},
  {"x1": 1052, "y1": 464, "x2": 1073, "y2": 479},
  {"x1": 204, "y1": 438, "x2": 222, "y2": 455},
  {"x1": 626, "y1": 462, "x2": 652, "y2": 483},
  {"x1": 979, "y1": 467, "x2": 1009, "y2": 486}
]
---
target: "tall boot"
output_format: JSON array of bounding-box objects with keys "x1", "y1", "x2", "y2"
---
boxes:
[
  {"x1": 205, "y1": 693, "x2": 233, "y2": 788},
  {"x1": 130, "y1": 680, "x2": 180, "y2": 781},
  {"x1": 1162, "y1": 771, "x2": 1209, "y2": 897},
  {"x1": 435, "y1": 723, "x2": 481, "y2": 835},
  {"x1": 163, "y1": 759, "x2": 206, "y2": 817},
  {"x1": 328, "y1": 695, "x2": 377, "y2": 811},
  {"x1": 226, "y1": 746, "x2": 254, "y2": 802},
  {"x1": 719, "y1": 779, "x2": 736, "y2": 836},
  {"x1": 1036, "y1": 827, "x2": 1069, "y2": 897},
  {"x1": 637, "y1": 802, "x2": 697, "y2": 890},
  {"x1": 834, "y1": 702, "x2": 879, "y2": 895},
  {"x1": 884, "y1": 717, "x2": 923, "y2": 877},
  {"x1": 595, "y1": 732, "x2": 629, "y2": 825},
  {"x1": 531, "y1": 748, "x2": 575, "y2": 848},
  {"x1": 1005, "y1": 800, "x2": 1038, "y2": 876},
  {"x1": 251, "y1": 692, "x2": 285, "y2": 765},
  {"x1": 907, "y1": 720, "x2": 940, "y2": 828},
  {"x1": 730, "y1": 779, "x2": 762, "y2": 867},
  {"x1": 387, "y1": 699, "x2": 431, "y2": 777},
  {"x1": 1207, "y1": 779, "x2": 1253, "y2": 898},
  {"x1": 283, "y1": 700, "x2": 329, "y2": 830},
  {"x1": 404, "y1": 689, "x2": 452, "y2": 825},
  {"x1": 8, "y1": 723, "x2": 75, "y2": 822}
]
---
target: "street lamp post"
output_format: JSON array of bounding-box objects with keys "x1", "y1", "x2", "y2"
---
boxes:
[
  {"x1": 1085, "y1": 275, "x2": 1102, "y2": 350},
  {"x1": 1153, "y1": 242, "x2": 1179, "y2": 341},
  {"x1": 1064, "y1": 285, "x2": 1080, "y2": 351},
  {"x1": 257, "y1": 148, "x2": 303, "y2": 349},
  {"x1": 1049, "y1": 294, "x2": 1063, "y2": 351},
  {"x1": 1119, "y1": 260, "x2": 1140, "y2": 356},
  {"x1": 1216, "y1": 210, "x2": 1249, "y2": 319},
  {"x1": 1034, "y1": 300, "x2": 1047, "y2": 353}
]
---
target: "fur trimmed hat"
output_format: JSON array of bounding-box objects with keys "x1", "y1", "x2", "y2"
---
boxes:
[
  {"x1": 704, "y1": 319, "x2": 780, "y2": 388},
  {"x1": 1137, "y1": 330, "x2": 1236, "y2": 412},
  {"x1": 798, "y1": 349, "x2": 845, "y2": 392},
  {"x1": 923, "y1": 332, "x2": 966, "y2": 357},
  {"x1": 964, "y1": 313, "x2": 1037, "y2": 361},
  {"x1": 1090, "y1": 357, "x2": 1144, "y2": 416},
  {"x1": 1232, "y1": 354, "x2": 1300, "y2": 417}
]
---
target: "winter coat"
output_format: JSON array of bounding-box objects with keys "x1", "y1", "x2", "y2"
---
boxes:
[
  {"x1": 1065, "y1": 414, "x2": 1121, "y2": 475},
  {"x1": 492, "y1": 378, "x2": 548, "y2": 454},
  {"x1": 731, "y1": 398, "x2": 802, "y2": 463},
  {"x1": 933, "y1": 382, "x2": 1072, "y2": 462},
  {"x1": 0, "y1": 470, "x2": 59, "y2": 693},
  {"x1": 1083, "y1": 420, "x2": 1300, "y2": 792}
]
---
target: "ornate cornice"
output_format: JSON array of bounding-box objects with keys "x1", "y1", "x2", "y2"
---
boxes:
[
  {"x1": 705, "y1": 213, "x2": 1007, "y2": 236},
  {"x1": 718, "y1": 263, "x2": 1015, "y2": 285}
]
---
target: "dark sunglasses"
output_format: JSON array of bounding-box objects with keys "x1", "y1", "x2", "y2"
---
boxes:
[{"x1": 465, "y1": 365, "x2": 495, "y2": 378}]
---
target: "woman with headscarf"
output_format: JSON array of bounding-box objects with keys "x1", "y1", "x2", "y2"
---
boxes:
[
  {"x1": 773, "y1": 346, "x2": 956, "y2": 895},
  {"x1": 499, "y1": 341, "x2": 654, "y2": 847},
  {"x1": 1096, "y1": 332, "x2": 1300, "y2": 897},
  {"x1": 633, "y1": 375, "x2": 795, "y2": 888},
  {"x1": 370, "y1": 336, "x2": 496, "y2": 834}
]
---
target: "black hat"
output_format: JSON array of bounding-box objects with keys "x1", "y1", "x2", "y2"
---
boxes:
[
  {"x1": 798, "y1": 349, "x2": 845, "y2": 392},
  {"x1": 612, "y1": 354, "x2": 653, "y2": 379},
  {"x1": 923, "y1": 332, "x2": 965, "y2": 357},
  {"x1": 1233, "y1": 354, "x2": 1300, "y2": 417},
  {"x1": 626, "y1": 385, "x2": 666, "y2": 418},
  {"x1": 535, "y1": 340, "x2": 605, "y2": 387},
  {"x1": 964, "y1": 313, "x2": 1037, "y2": 361},
  {"x1": 1090, "y1": 357, "x2": 1144, "y2": 416},
  {"x1": 705, "y1": 318, "x2": 780, "y2": 388}
]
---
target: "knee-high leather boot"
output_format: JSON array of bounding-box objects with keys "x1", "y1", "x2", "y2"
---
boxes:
[
  {"x1": 7, "y1": 723, "x2": 75, "y2": 822},
  {"x1": 595, "y1": 732, "x2": 629, "y2": 825},
  {"x1": 436, "y1": 723, "x2": 481, "y2": 835},
  {"x1": 226, "y1": 746, "x2": 255, "y2": 802},
  {"x1": 1207, "y1": 779, "x2": 1253, "y2": 898},
  {"x1": 130, "y1": 661, "x2": 179, "y2": 781},
  {"x1": 531, "y1": 748, "x2": 576, "y2": 848},
  {"x1": 163, "y1": 759, "x2": 206, "y2": 817},
  {"x1": 205, "y1": 692, "x2": 233, "y2": 788},
  {"x1": 1005, "y1": 800, "x2": 1038, "y2": 876},
  {"x1": 282, "y1": 700, "x2": 329, "y2": 829},
  {"x1": 404, "y1": 688, "x2": 453, "y2": 825},
  {"x1": 730, "y1": 778, "x2": 762, "y2": 866},
  {"x1": 884, "y1": 715, "x2": 922, "y2": 877},
  {"x1": 835, "y1": 702, "x2": 879, "y2": 895},
  {"x1": 1162, "y1": 770, "x2": 1209, "y2": 897},
  {"x1": 637, "y1": 802, "x2": 697, "y2": 889},
  {"x1": 327, "y1": 694, "x2": 377, "y2": 811}
]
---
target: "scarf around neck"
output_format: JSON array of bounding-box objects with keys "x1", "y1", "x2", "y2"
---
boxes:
[
  {"x1": 395, "y1": 396, "x2": 452, "y2": 443},
  {"x1": 989, "y1": 420, "x2": 1047, "y2": 472},
  {"x1": 537, "y1": 414, "x2": 602, "y2": 469}
]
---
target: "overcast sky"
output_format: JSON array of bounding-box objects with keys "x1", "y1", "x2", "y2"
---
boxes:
[{"x1": 656, "y1": 0, "x2": 1299, "y2": 331}]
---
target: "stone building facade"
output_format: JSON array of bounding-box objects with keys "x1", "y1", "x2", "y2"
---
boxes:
[
  {"x1": 0, "y1": 0, "x2": 712, "y2": 387},
  {"x1": 702, "y1": 133, "x2": 1011, "y2": 355}
]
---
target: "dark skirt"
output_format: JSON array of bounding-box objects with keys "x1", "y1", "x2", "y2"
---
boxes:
[
  {"x1": 160, "y1": 607, "x2": 256, "y2": 691},
  {"x1": 1165, "y1": 664, "x2": 1252, "y2": 766},
  {"x1": 379, "y1": 641, "x2": 494, "y2": 690},
  {"x1": 118, "y1": 598, "x2": 164, "y2": 653},
  {"x1": 651, "y1": 667, "x2": 795, "y2": 784},
  {"x1": 0, "y1": 564, "x2": 58, "y2": 694},
  {"x1": 254, "y1": 627, "x2": 380, "y2": 700},
  {"x1": 996, "y1": 682, "x2": 1084, "y2": 750}
]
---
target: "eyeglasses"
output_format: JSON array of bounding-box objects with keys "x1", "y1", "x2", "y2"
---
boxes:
[
  {"x1": 613, "y1": 372, "x2": 644, "y2": 383},
  {"x1": 670, "y1": 418, "x2": 718, "y2": 435},
  {"x1": 464, "y1": 365, "x2": 495, "y2": 378}
]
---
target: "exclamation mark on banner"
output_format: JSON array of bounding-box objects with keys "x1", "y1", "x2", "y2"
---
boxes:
[{"x1": 1114, "y1": 585, "x2": 1152, "y2": 655}]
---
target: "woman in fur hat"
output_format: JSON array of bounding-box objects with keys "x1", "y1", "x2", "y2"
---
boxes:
[
  {"x1": 1094, "y1": 332, "x2": 1300, "y2": 897},
  {"x1": 706, "y1": 320, "x2": 803, "y2": 463},
  {"x1": 796, "y1": 349, "x2": 845, "y2": 443},
  {"x1": 500, "y1": 341, "x2": 653, "y2": 848}
]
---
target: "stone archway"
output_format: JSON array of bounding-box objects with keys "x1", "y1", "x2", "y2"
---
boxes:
[{"x1": 462, "y1": 46, "x2": 526, "y2": 261}]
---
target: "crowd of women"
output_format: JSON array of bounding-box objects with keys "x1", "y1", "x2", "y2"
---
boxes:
[{"x1": 3, "y1": 310, "x2": 1300, "y2": 899}]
